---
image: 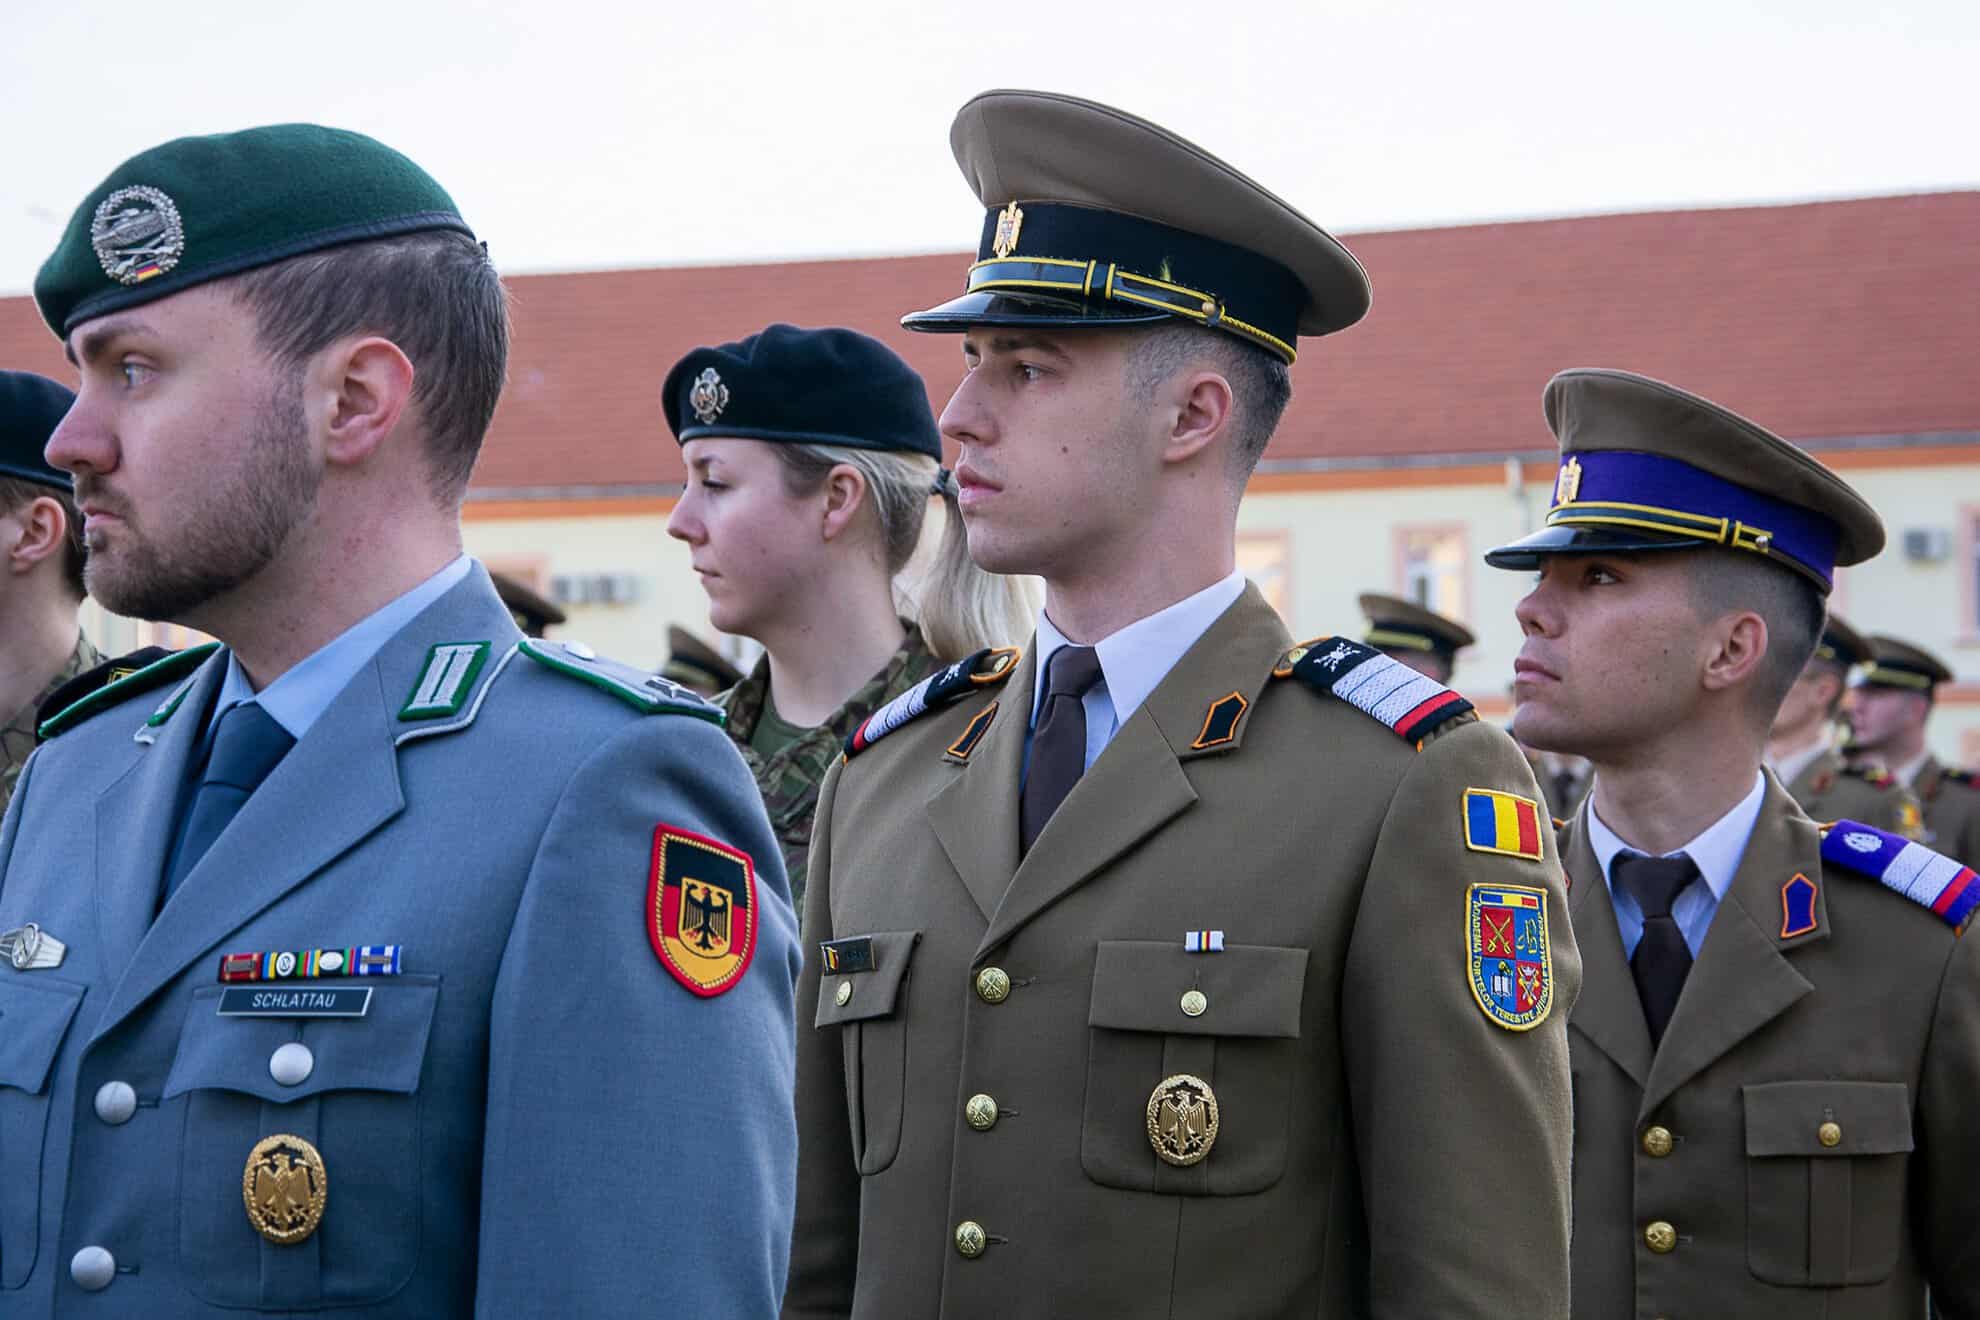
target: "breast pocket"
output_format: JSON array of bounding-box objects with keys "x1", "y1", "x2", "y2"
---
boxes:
[
  {"x1": 813, "y1": 931, "x2": 919, "y2": 1175},
  {"x1": 1082, "y1": 941, "x2": 1307, "y2": 1196},
  {"x1": 1743, "y1": 1080, "x2": 1913, "y2": 1287},
  {"x1": 164, "y1": 977, "x2": 440, "y2": 1310},
  {"x1": 0, "y1": 975, "x2": 85, "y2": 1290}
]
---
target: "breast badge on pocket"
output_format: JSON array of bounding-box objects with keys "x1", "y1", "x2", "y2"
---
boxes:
[{"x1": 1146, "y1": 1074, "x2": 1220, "y2": 1167}]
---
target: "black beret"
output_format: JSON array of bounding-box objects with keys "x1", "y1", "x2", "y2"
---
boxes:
[
  {"x1": 0, "y1": 371, "x2": 76, "y2": 492},
  {"x1": 661, "y1": 323, "x2": 941, "y2": 460},
  {"x1": 35, "y1": 123, "x2": 473, "y2": 338}
]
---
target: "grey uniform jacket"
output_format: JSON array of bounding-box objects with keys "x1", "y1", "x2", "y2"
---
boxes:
[{"x1": 0, "y1": 567, "x2": 799, "y2": 1318}]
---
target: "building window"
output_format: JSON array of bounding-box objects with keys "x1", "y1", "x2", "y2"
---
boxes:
[
  {"x1": 1237, "y1": 531, "x2": 1292, "y2": 617},
  {"x1": 1964, "y1": 505, "x2": 1980, "y2": 637},
  {"x1": 1393, "y1": 524, "x2": 1468, "y2": 622}
]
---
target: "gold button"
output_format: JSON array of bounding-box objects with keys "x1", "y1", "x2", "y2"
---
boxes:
[
  {"x1": 1644, "y1": 1221, "x2": 1677, "y2": 1254},
  {"x1": 954, "y1": 1220, "x2": 987, "y2": 1258},
  {"x1": 964, "y1": 1094, "x2": 999, "y2": 1131},
  {"x1": 1180, "y1": 989, "x2": 1208, "y2": 1017},
  {"x1": 974, "y1": 967, "x2": 1010, "y2": 1004},
  {"x1": 834, "y1": 979, "x2": 852, "y2": 1007},
  {"x1": 1641, "y1": 1125, "x2": 1674, "y2": 1158},
  {"x1": 1818, "y1": 1121, "x2": 1842, "y2": 1148}
]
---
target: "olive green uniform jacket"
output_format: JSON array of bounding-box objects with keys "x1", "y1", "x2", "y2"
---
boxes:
[
  {"x1": 1916, "y1": 756, "x2": 1980, "y2": 871},
  {"x1": 0, "y1": 632, "x2": 101, "y2": 813},
  {"x1": 1784, "y1": 744, "x2": 1923, "y2": 839},
  {"x1": 785, "y1": 587, "x2": 1581, "y2": 1320},
  {"x1": 1561, "y1": 775, "x2": 1980, "y2": 1319}
]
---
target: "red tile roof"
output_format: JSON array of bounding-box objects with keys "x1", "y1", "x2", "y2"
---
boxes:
[{"x1": 4, "y1": 190, "x2": 1974, "y2": 492}]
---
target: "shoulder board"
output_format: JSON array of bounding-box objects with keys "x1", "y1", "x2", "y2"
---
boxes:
[
  {"x1": 1820, "y1": 820, "x2": 1978, "y2": 932},
  {"x1": 37, "y1": 643, "x2": 220, "y2": 741},
  {"x1": 517, "y1": 638, "x2": 723, "y2": 725},
  {"x1": 1839, "y1": 764, "x2": 1895, "y2": 788},
  {"x1": 1271, "y1": 636, "x2": 1473, "y2": 746},
  {"x1": 1946, "y1": 767, "x2": 1978, "y2": 788},
  {"x1": 846, "y1": 646, "x2": 1021, "y2": 758}
]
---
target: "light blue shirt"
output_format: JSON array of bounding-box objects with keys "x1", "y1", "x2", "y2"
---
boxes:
[
  {"x1": 211, "y1": 555, "x2": 474, "y2": 739},
  {"x1": 1028, "y1": 569, "x2": 1247, "y2": 772},
  {"x1": 1588, "y1": 770, "x2": 1767, "y2": 958}
]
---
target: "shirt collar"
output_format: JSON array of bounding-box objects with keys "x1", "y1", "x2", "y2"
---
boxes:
[
  {"x1": 1588, "y1": 769, "x2": 1768, "y2": 905},
  {"x1": 1893, "y1": 752, "x2": 1931, "y2": 788},
  {"x1": 1031, "y1": 570, "x2": 1246, "y2": 727},
  {"x1": 215, "y1": 554, "x2": 474, "y2": 739},
  {"x1": 1766, "y1": 738, "x2": 1828, "y2": 789}
]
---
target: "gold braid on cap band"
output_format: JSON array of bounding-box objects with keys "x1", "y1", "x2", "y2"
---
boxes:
[
  {"x1": 1547, "y1": 499, "x2": 1776, "y2": 555},
  {"x1": 1862, "y1": 665, "x2": 1935, "y2": 690},
  {"x1": 965, "y1": 257, "x2": 1296, "y2": 363},
  {"x1": 1364, "y1": 628, "x2": 1437, "y2": 652}
]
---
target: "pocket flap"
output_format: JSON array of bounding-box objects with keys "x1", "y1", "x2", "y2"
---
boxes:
[
  {"x1": 162, "y1": 977, "x2": 440, "y2": 1105},
  {"x1": 1088, "y1": 941, "x2": 1306, "y2": 1038},
  {"x1": 0, "y1": 974, "x2": 85, "y2": 1094},
  {"x1": 1743, "y1": 1080, "x2": 1913, "y2": 1157},
  {"x1": 814, "y1": 930, "x2": 920, "y2": 1027}
]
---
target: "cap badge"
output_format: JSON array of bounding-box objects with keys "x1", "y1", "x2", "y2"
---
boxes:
[
  {"x1": 992, "y1": 201, "x2": 1024, "y2": 259},
  {"x1": 1553, "y1": 455, "x2": 1583, "y2": 505},
  {"x1": 243, "y1": 1134, "x2": 328, "y2": 1244},
  {"x1": 689, "y1": 367, "x2": 730, "y2": 424},
  {"x1": 90, "y1": 185, "x2": 185, "y2": 286}
]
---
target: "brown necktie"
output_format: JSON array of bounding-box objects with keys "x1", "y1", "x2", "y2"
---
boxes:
[
  {"x1": 1019, "y1": 645, "x2": 1103, "y2": 854},
  {"x1": 1613, "y1": 852, "x2": 1700, "y2": 1047}
]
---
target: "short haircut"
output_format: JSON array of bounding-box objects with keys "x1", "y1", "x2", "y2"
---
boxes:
[
  {"x1": 0, "y1": 476, "x2": 85, "y2": 599},
  {"x1": 1687, "y1": 549, "x2": 1825, "y2": 718},
  {"x1": 229, "y1": 231, "x2": 510, "y2": 503},
  {"x1": 1123, "y1": 322, "x2": 1292, "y2": 476}
]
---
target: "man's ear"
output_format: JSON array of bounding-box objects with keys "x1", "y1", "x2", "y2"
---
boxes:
[
  {"x1": 1160, "y1": 370, "x2": 1234, "y2": 467},
  {"x1": 317, "y1": 336, "x2": 416, "y2": 469},
  {"x1": 1701, "y1": 609, "x2": 1770, "y2": 695},
  {"x1": 4, "y1": 495, "x2": 68, "y2": 574},
  {"x1": 819, "y1": 463, "x2": 870, "y2": 543}
]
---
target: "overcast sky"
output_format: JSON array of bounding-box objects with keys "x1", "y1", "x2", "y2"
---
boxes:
[{"x1": 4, "y1": 0, "x2": 1975, "y2": 295}]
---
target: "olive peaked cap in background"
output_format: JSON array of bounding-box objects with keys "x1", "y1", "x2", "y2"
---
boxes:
[{"x1": 35, "y1": 124, "x2": 474, "y2": 338}]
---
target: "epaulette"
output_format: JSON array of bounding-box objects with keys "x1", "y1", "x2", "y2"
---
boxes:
[
  {"x1": 1840, "y1": 764, "x2": 1897, "y2": 788},
  {"x1": 517, "y1": 638, "x2": 723, "y2": 726},
  {"x1": 1946, "y1": 768, "x2": 1978, "y2": 789},
  {"x1": 1820, "y1": 819, "x2": 1977, "y2": 932},
  {"x1": 1271, "y1": 636, "x2": 1473, "y2": 746},
  {"x1": 37, "y1": 643, "x2": 220, "y2": 741},
  {"x1": 846, "y1": 646, "x2": 1021, "y2": 757}
]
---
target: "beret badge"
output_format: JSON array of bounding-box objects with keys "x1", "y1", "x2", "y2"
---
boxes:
[
  {"x1": 689, "y1": 367, "x2": 730, "y2": 425},
  {"x1": 90, "y1": 185, "x2": 185, "y2": 286}
]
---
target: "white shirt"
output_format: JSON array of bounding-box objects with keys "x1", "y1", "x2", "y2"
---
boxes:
[
  {"x1": 1765, "y1": 738, "x2": 1827, "y2": 790},
  {"x1": 1588, "y1": 770, "x2": 1767, "y2": 959},
  {"x1": 1028, "y1": 570, "x2": 1247, "y2": 773},
  {"x1": 211, "y1": 555, "x2": 474, "y2": 739},
  {"x1": 1894, "y1": 752, "x2": 1931, "y2": 789}
]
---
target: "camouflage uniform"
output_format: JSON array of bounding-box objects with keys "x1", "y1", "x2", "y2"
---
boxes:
[
  {"x1": 1, "y1": 630, "x2": 103, "y2": 811},
  {"x1": 720, "y1": 623, "x2": 942, "y2": 911}
]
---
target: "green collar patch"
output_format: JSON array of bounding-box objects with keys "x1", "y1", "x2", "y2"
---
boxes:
[
  {"x1": 517, "y1": 638, "x2": 724, "y2": 725},
  {"x1": 38, "y1": 642, "x2": 221, "y2": 740},
  {"x1": 399, "y1": 641, "x2": 492, "y2": 721}
]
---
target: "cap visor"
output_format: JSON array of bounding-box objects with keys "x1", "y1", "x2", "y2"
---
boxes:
[
  {"x1": 901, "y1": 289, "x2": 1171, "y2": 334},
  {"x1": 1483, "y1": 523, "x2": 1702, "y2": 571}
]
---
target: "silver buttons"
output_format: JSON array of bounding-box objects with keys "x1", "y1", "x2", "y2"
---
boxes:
[
  {"x1": 70, "y1": 1246, "x2": 115, "y2": 1291},
  {"x1": 94, "y1": 1081, "x2": 138, "y2": 1125},
  {"x1": 565, "y1": 641, "x2": 597, "y2": 660},
  {"x1": 269, "y1": 1042, "x2": 315, "y2": 1087}
]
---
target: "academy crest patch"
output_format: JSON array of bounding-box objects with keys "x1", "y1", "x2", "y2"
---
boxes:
[
  {"x1": 648, "y1": 825, "x2": 758, "y2": 997},
  {"x1": 1466, "y1": 884, "x2": 1553, "y2": 1030}
]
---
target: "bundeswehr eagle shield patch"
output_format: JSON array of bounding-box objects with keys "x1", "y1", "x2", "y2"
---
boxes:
[
  {"x1": 649, "y1": 825, "x2": 758, "y2": 997},
  {"x1": 1466, "y1": 884, "x2": 1553, "y2": 1030}
]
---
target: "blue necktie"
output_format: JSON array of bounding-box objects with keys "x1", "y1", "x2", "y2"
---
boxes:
[{"x1": 160, "y1": 702, "x2": 295, "y2": 908}]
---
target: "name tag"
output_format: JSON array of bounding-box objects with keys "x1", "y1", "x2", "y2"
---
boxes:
[{"x1": 218, "y1": 986, "x2": 373, "y2": 1018}]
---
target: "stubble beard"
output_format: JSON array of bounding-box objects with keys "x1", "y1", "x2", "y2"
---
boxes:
[{"x1": 80, "y1": 373, "x2": 320, "y2": 623}]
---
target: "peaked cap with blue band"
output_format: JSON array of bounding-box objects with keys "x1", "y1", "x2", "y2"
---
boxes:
[
  {"x1": 901, "y1": 90, "x2": 1371, "y2": 363},
  {"x1": 1485, "y1": 369, "x2": 1884, "y2": 592},
  {"x1": 0, "y1": 371, "x2": 76, "y2": 491},
  {"x1": 34, "y1": 124, "x2": 474, "y2": 338},
  {"x1": 662, "y1": 323, "x2": 941, "y2": 460}
]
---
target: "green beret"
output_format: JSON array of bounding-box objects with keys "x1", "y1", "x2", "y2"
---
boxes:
[
  {"x1": 0, "y1": 370, "x2": 75, "y2": 491},
  {"x1": 35, "y1": 124, "x2": 474, "y2": 338}
]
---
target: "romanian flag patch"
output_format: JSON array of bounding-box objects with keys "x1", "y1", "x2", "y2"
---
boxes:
[{"x1": 1463, "y1": 788, "x2": 1544, "y2": 861}]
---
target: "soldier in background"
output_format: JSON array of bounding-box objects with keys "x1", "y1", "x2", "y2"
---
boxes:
[
  {"x1": 1765, "y1": 613, "x2": 1922, "y2": 836},
  {"x1": 661, "y1": 623, "x2": 744, "y2": 697},
  {"x1": 489, "y1": 569, "x2": 564, "y2": 638},
  {"x1": 1358, "y1": 591, "x2": 1471, "y2": 682},
  {"x1": 1850, "y1": 635, "x2": 1980, "y2": 867},
  {"x1": 0, "y1": 370, "x2": 101, "y2": 810}
]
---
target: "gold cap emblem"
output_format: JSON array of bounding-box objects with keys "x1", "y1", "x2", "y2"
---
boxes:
[
  {"x1": 992, "y1": 201, "x2": 1024, "y2": 259},
  {"x1": 90, "y1": 185, "x2": 185, "y2": 286},
  {"x1": 1553, "y1": 455, "x2": 1583, "y2": 505},
  {"x1": 688, "y1": 367, "x2": 730, "y2": 425},
  {"x1": 243, "y1": 1134, "x2": 328, "y2": 1244},
  {"x1": 1146, "y1": 1073, "x2": 1220, "y2": 1167}
]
